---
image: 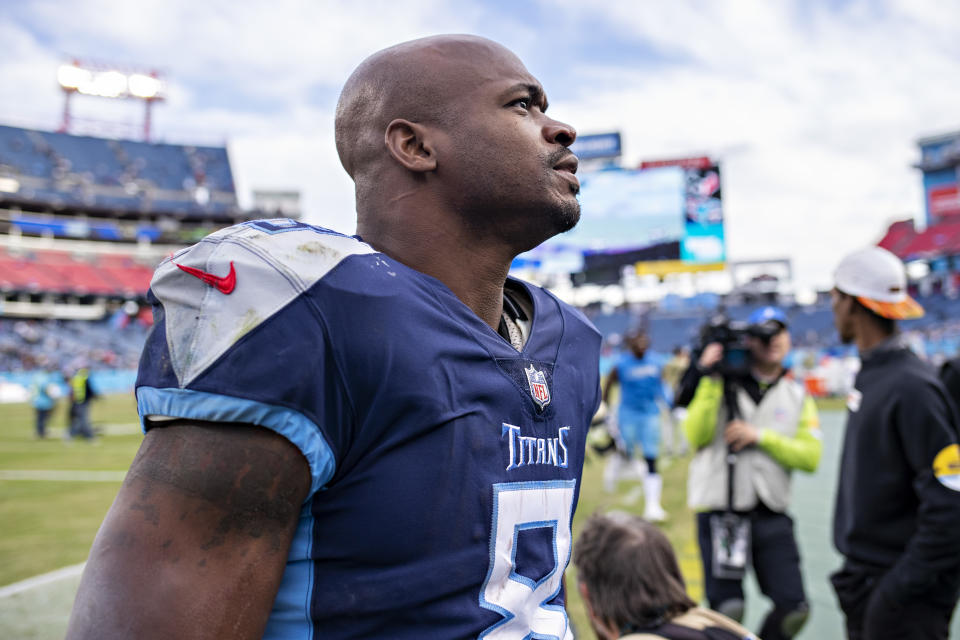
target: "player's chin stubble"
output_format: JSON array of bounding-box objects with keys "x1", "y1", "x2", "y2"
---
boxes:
[{"x1": 553, "y1": 199, "x2": 581, "y2": 234}]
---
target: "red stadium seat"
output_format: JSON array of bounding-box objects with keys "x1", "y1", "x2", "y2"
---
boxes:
[{"x1": 0, "y1": 247, "x2": 156, "y2": 296}]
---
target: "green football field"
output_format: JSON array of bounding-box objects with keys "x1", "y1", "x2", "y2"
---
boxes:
[{"x1": 2, "y1": 394, "x2": 958, "y2": 639}]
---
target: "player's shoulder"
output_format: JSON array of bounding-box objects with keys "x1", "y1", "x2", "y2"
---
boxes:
[
  {"x1": 154, "y1": 219, "x2": 375, "y2": 291},
  {"x1": 146, "y1": 219, "x2": 381, "y2": 387}
]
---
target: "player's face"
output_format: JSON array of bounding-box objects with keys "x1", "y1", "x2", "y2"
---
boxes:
[
  {"x1": 629, "y1": 333, "x2": 650, "y2": 356},
  {"x1": 749, "y1": 328, "x2": 790, "y2": 367},
  {"x1": 436, "y1": 46, "x2": 579, "y2": 252},
  {"x1": 830, "y1": 288, "x2": 856, "y2": 344}
]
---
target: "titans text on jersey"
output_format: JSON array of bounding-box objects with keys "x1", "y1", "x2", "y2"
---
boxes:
[
  {"x1": 502, "y1": 424, "x2": 570, "y2": 470},
  {"x1": 135, "y1": 219, "x2": 602, "y2": 639}
]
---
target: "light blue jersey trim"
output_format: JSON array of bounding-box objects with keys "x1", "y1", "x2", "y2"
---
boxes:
[
  {"x1": 263, "y1": 502, "x2": 315, "y2": 640},
  {"x1": 136, "y1": 386, "x2": 335, "y2": 496}
]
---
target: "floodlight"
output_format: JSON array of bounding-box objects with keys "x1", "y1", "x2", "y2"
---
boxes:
[
  {"x1": 91, "y1": 70, "x2": 127, "y2": 98},
  {"x1": 57, "y1": 64, "x2": 90, "y2": 90},
  {"x1": 128, "y1": 74, "x2": 162, "y2": 99},
  {"x1": 57, "y1": 59, "x2": 166, "y2": 141}
]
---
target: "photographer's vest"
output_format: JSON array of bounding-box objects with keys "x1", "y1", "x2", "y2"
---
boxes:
[
  {"x1": 687, "y1": 377, "x2": 805, "y2": 513},
  {"x1": 71, "y1": 368, "x2": 90, "y2": 405}
]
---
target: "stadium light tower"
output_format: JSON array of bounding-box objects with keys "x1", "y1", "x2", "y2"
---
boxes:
[{"x1": 57, "y1": 59, "x2": 166, "y2": 141}]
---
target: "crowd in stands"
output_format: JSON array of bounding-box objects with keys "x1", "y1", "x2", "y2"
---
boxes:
[
  {"x1": 0, "y1": 125, "x2": 252, "y2": 402},
  {"x1": 0, "y1": 124, "x2": 238, "y2": 215},
  {"x1": 0, "y1": 314, "x2": 149, "y2": 374}
]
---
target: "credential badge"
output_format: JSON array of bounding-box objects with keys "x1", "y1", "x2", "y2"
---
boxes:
[{"x1": 524, "y1": 364, "x2": 551, "y2": 410}]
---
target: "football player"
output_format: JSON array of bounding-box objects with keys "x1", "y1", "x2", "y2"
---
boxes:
[{"x1": 66, "y1": 35, "x2": 602, "y2": 639}]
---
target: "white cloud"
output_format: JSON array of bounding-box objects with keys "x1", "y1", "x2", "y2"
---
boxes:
[
  {"x1": 19, "y1": 0, "x2": 479, "y2": 99},
  {"x1": 0, "y1": 22, "x2": 64, "y2": 128}
]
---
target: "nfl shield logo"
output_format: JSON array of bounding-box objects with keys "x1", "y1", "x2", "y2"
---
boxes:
[{"x1": 524, "y1": 364, "x2": 551, "y2": 410}]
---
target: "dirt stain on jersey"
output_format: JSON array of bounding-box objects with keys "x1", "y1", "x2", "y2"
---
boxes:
[
  {"x1": 233, "y1": 309, "x2": 261, "y2": 343},
  {"x1": 297, "y1": 242, "x2": 337, "y2": 259}
]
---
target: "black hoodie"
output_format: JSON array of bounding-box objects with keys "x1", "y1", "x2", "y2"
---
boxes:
[{"x1": 833, "y1": 339, "x2": 960, "y2": 605}]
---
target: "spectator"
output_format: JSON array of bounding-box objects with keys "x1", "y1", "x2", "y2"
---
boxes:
[
  {"x1": 830, "y1": 247, "x2": 960, "y2": 640},
  {"x1": 573, "y1": 511, "x2": 756, "y2": 639}
]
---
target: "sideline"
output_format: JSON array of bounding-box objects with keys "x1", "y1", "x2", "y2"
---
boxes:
[
  {"x1": 0, "y1": 563, "x2": 85, "y2": 599},
  {"x1": 0, "y1": 470, "x2": 127, "y2": 482}
]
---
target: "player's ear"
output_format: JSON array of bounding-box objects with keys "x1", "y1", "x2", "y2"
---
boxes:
[{"x1": 384, "y1": 119, "x2": 437, "y2": 173}]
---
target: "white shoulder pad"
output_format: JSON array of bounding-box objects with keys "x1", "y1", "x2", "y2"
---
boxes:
[{"x1": 151, "y1": 219, "x2": 376, "y2": 387}]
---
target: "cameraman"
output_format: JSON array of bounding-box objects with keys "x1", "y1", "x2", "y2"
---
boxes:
[{"x1": 683, "y1": 307, "x2": 822, "y2": 640}]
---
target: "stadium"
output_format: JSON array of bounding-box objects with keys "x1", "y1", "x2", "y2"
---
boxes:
[{"x1": 3, "y1": 6, "x2": 960, "y2": 640}]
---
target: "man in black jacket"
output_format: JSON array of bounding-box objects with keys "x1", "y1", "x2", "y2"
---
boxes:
[
  {"x1": 830, "y1": 246, "x2": 960, "y2": 640},
  {"x1": 942, "y1": 357, "x2": 960, "y2": 414}
]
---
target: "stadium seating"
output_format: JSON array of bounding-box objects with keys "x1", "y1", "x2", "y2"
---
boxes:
[
  {"x1": 0, "y1": 251, "x2": 65, "y2": 292},
  {"x1": 0, "y1": 247, "x2": 155, "y2": 296},
  {"x1": 0, "y1": 316, "x2": 149, "y2": 373},
  {"x1": 0, "y1": 125, "x2": 237, "y2": 215},
  {"x1": 0, "y1": 125, "x2": 254, "y2": 385},
  {"x1": 878, "y1": 219, "x2": 918, "y2": 256},
  {"x1": 899, "y1": 220, "x2": 960, "y2": 260}
]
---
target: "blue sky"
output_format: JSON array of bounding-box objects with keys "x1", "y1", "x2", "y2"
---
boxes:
[{"x1": 2, "y1": 0, "x2": 959, "y2": 294}]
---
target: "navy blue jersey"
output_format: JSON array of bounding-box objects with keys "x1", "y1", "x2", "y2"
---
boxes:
[{"x1": 136, "y1": 219, "x2": 602, "y2": 639}]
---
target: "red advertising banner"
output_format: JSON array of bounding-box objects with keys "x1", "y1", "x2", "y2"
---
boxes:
[{"x1": 930, "y1": 184, "x2": 960, "y2": 219}]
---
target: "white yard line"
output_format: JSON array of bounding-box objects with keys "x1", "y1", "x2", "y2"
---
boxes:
[
  {"x1": 0, "y1": 563, "x2": 85, "y2": 599},
  {"x1": 0, "y1": 470, "x2": 127, "y2": 482}
]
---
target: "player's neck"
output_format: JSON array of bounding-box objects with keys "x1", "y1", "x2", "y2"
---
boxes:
[{"x1": 359, "y1": 221, "x2": 513, "y2": 331}]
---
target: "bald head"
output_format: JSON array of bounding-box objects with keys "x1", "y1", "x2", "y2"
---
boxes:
[
  {"x1": 335, "y1": 34, "x2": 579, "y2": 259},
  {"x1": 334, "y1": 35, "x2": 525, "y2": 180}
]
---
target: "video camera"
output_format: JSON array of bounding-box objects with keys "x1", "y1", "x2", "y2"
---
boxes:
[
  {"x1": 697, "y1": 312, "x2": 785, "y2": 377},
  {"x1": 673, "y1": 309, "x2": 787, "y2": 408}
]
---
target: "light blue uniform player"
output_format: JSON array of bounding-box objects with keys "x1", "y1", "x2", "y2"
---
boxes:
[
  {"x1": 30, "y1": 368, "x2": 58, "y2": 439},
  {"x1": 602, "y1": 330, "x2": 669, "y2": 520}
]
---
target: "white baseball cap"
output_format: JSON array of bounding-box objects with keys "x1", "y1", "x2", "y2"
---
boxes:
[{"x1": 833, "y1": 246, "x2": 924, "y2": 319}]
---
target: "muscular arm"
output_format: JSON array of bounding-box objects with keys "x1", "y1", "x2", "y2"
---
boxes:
[{"x1": 66, "y1": 421, "x2": 311, "y2": 640}]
